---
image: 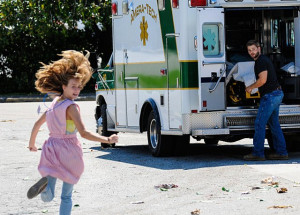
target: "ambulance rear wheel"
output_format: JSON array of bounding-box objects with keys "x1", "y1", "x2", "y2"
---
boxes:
[
  {"x1": 204, "y1": 138, "x2": 219, "y2": 145},
  {"x1": 285, "y1": 134, "x2": 300, "y2": 152},
  {"x1": 269, "y1": 134, "x2": 300, "y2": 152},
  {"x1": 267, "y1": 135, "x2": 275, "y2": 151},
  {"x1": 173, "y1": 135, "x2": 190, "y2": 156},
  {"x1": 100, "y1": 104, "x2": 116, "y2": 148},
  {"x1": 147, "y1": 110, "x2": 171, "y2": 156}
]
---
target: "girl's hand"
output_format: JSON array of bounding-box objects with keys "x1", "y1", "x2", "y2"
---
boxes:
[
  {"x1": 108, "y1": 134, "x2": 119, "y2": 144},
  {"x1": 28, "y1": 144, "x2": 38, "y2": 152}
]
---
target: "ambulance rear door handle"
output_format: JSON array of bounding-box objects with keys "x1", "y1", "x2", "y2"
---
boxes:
[
  {"x1": 202, "y1": 61, "x2": 225, "y2": 66},
  {"x1": 165, "y1": 33, "x2": 180, "y2": 38},
  {"x1": 209, "y1": 66, "x2": 226, "y2": 93}
]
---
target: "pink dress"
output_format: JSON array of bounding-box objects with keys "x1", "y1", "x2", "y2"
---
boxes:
[{"x1": 38, "y1": 97, "x2": 84, "y2": 184}]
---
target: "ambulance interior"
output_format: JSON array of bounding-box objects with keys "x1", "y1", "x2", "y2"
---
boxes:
[{"x1": 224, "y1": 7, "x2": 299, "y2": 107}]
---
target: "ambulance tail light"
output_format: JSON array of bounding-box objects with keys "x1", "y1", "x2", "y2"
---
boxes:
[
  {"x1": 95, "y1": 83, "x2": 98, "y2": 90},
  {"x1": 112, "y1": 2, "x2": 118, "y2": 15},
  {"x1": 172, "y1": 0, "x2": 179, "y2": 8},
  {"x1": 190, "y1": 0, "x2": 207, "y2": 7}
]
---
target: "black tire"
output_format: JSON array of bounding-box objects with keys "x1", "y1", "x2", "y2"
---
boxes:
[
  {"x1": 100, "y1": 104, "x2": 116, "y2": 148},
  {"x1": 284, "y1": 134, "x2": 300, "y2": 152},
  {"x1": 266, "y1": 134, "x2": 300, "y2": 152},
  {"x1": 266, "y1": 135, "x2": 275, "y2": 151},
  {"x1": 95, "y1": 105, "x2": 101, "y2": 121},
  {"x1": 204, "y1": 138, "x2": 219, "y2": 145},
  {"x1": 147, "y1": 110, "x2": 172, "y2": 156},
  {"x1": 94, "y1": 105, "x2": 101, "y2": 132},
  {"x1": 173, "y1": 135, "x2": 190, "y2": 156}
]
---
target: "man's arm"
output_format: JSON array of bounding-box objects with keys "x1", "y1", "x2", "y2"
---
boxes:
[{"x1": 245, "y1": 70, "x2": 267, "y2": 93}]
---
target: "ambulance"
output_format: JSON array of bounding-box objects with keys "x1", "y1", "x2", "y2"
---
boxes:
[{"x1": 94, "y1": 0, "x2": 300, "y2": 156}]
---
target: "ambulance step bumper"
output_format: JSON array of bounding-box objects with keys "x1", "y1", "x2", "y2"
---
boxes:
[
  {"x1": 225, "y1": 114, "x2": 300, "y2": 128},
  {"x1": 192, "y1": 128, "x2": 230, "y2": 136}
]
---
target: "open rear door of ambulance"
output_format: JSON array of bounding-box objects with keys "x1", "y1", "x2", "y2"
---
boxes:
[
  {"x1": 197, "y1": 8, "x2": 226, "y2": 111},
  {"x1": 295, "y1": 11, "x2": 300, "y2": 72}
]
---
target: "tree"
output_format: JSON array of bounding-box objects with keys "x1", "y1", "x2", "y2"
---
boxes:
[{"x1": 0, "y1": 0, "x2": 112, "y2": 93}]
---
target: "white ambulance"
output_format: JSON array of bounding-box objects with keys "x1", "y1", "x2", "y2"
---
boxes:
[{"x1": 94, "y1": 0, "x2": 300, "y2": 156}]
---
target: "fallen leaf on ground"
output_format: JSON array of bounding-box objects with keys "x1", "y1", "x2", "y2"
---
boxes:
[
  {"x1": 261, "y1": 177, "x2": 271, "y2": 183},
  {"x1": 241, "y1": 191, "x2": 251, "y2": 195},
  {"x1": 261, "y1": 177, "x2": 279, "y2": 186},
  {"x1": 130, "y1": 201, "x2": 144, "y2": 204},
  {"x1": 160, "y1": 188, "x2": 168, "y2": 191},
  {"x1": 41, "y1": 209, "x2": 48, "y2": 213},
  {"x1": 0, "y1": 120, "x2": 15, "y2": 122},
  {"x1": 222, "y1": 187, "x2": 230, "y2": 192},
  {"x1": 276, "y1": 187, "x2": 288, "y2": 193},
  {"x1": 251, "y1": 186, "x2": 262, "y2": 190},
  {"x1": 191, "y1": 209, "x2": 200, "y2": 214},
  {"x1": 261, "y1": 177, "x2": 273, "y2": 184},
  {"x1": 268, "y1": 205, "x2": 293, "y2": 209},
  {"x1": 155, "y1": 184, "x2": 178, "y2": 191}
]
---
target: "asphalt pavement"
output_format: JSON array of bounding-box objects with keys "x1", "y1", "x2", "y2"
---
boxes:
[{"x1": 1, "y1": 101, "x2": 300, "y2": 215}]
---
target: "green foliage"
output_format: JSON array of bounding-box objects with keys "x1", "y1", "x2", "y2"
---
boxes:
[{"x1": 0, "y1": 0, "x2": 112, "y2": 93}]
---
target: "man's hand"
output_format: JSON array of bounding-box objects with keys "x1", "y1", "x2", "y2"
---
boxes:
[{"x1": 245, "y1": 86, "x2": 253, "y2": 94}]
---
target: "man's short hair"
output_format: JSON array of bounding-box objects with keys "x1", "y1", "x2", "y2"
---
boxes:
[{"x1": 246, "y1": 40, "x2": 260, "y2": 48}]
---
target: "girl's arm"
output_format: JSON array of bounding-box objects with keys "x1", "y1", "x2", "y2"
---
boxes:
[
  {"x1": 29, "y1": 112, "x2": 46, "y2": 151},
  {"x1": 67, "y1": 104, "x2": 118, "y2": 144}
]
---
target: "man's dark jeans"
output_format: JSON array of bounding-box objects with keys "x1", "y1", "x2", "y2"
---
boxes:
[{"x1": 253, "y1": 89, "x2": 288, "y2": 157}]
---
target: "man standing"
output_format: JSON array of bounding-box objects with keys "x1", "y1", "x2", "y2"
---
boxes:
[{"x1": 243, "y1": 40, "x2": 288, "y2": 161}]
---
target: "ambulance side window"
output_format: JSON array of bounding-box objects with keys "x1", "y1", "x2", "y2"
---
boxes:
[
  {"x1": 202, "y1": 24, "x2": 223, "y2": 56},
  {"x1": 286, "y1": 21, "x2": 294, "y2": 47}
]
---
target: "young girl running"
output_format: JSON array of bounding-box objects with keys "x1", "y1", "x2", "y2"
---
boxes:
[{"x1": 27, "y1": 50, "x2": 118, "y2": 215}]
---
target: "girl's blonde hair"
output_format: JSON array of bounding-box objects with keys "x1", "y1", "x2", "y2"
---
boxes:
[{"x1": 35, "y1": 50, "x2": 92, "y2": 94}]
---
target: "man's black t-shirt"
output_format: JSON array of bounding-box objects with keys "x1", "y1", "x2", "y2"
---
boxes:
[{"x1": 254, "y1": 55, "x2": 280, "y2": 96}]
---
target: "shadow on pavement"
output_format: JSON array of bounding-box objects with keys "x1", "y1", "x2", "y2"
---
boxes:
[{"x1": 90, "y1": 143, "x2": 300, "y2": 170}]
